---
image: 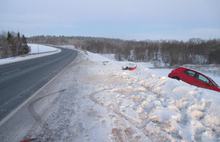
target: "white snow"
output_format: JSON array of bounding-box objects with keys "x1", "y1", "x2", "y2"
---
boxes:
[
  {"x1": 28, "y1": 44, "x2": 59, "y2": 54},
  {"x1": 0, "y1": 44, "x2": 61, "y2": 65},
  {"x1": 1, "y1": 47, "x2": 220, "y2": 142},
  {"x1": 101, "y1": 54, "x2": 116, "y2": 61}
]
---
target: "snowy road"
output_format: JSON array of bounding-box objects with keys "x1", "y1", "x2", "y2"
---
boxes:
[{"x1": 0, "y1": 46, "x2": 77, "y2": 120}]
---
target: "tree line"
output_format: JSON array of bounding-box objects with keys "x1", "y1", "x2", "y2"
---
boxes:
[
  {"x1": 28, "y1": 36, "x2": 220, "y2": 66},
  {"x1": 0, "y1": 32, "x2": 30, "y2": 58}
]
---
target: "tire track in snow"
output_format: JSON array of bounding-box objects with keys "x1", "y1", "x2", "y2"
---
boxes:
[
  {"x1": 25, "y1": 89, "x2": 66, "y2": 140},
  {"x1": 24, "y1": 59, "x2": 86, "y2": 141},
  {"x1": 88, "y1": 88, "x2": 152, "y2": 141}
]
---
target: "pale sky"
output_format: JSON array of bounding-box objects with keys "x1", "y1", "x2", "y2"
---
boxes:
[{"x1": 0, "y1": 0, "x2": 220, "y2": 40}]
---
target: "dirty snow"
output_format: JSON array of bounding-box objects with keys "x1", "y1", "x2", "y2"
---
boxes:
[
  {"x1": 0, "y1": 44, "x2": 60, "y2": 65},
  {"x1": 1, "y1": 48, "x2": 220, "y2": 142}
]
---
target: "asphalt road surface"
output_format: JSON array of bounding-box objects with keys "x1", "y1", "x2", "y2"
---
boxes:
[{"x1": 0, "y1": 47, "x2": 77, "y2": 120}]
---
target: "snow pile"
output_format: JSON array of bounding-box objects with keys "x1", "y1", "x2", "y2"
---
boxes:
[
  {"x1": 101, "y1": 54, "x2": 116, "y2": 61},
  {"x1": 28, "y1": 44, "x2": 59, "y2": 54},
  {"x1": 0, "y1": 44, "x2": 60, "y2": 65},
  {"x1": 4, "y1": 48, "x2": 219, "y2": 142},
  {"x1": 86, "y1": 51, "x2": 112, "y2": 62},
  {"x1": 73, "y1": 51, "x2": 220, "y2": 142}
]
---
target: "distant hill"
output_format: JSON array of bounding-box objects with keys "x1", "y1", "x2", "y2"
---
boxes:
[{"x1": 28, "y1": 36, "x2": 220, "y2": 66}]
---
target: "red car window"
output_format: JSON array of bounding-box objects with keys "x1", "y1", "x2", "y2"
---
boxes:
[
  {"x1": 185, "y1": 70, "x2": 196, "y2": 77},
  {"x1": 197, "y1": 74, "x2": 209, "y2": 84}
]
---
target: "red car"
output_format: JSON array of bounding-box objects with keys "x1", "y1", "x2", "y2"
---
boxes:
[
  {"x1": 122, "y1": 63, "x2": 137, "y2": 71},
  {"x1": 168, "y1": 67, "x2": 220, "y2": 92}
]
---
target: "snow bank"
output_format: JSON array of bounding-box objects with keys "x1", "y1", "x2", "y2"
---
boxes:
[
  {"x1": 77, "y1": 51, "x2": 220, "y2": 141},
  {"x1": 0, "y1": 44, "x2": 61, "y2": 65},
  {"x1": 28, "y1": 44, "x2": 59, "y2": 54},
  {"x1": 101, "y1": 54, "x2": 116, "y2": 61}
]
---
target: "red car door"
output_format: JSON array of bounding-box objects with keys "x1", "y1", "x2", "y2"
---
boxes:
[
  {"x1": 195, "y1": 73, "x2": 212, "y2": 89},
  {"x1": 183, "y1": 69, "x2": 199, "y2": 86}
]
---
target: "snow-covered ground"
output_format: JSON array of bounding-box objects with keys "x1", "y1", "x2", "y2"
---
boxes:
[
  {"x1": 28, "y1": 44, "x2": 59, "y2": 54},
  {"x1": 1, "y1": 48, "x2": 220, "y2": 142},
  {"x1": 0, "y1": 44, "x2": 60, "y2": 65}
]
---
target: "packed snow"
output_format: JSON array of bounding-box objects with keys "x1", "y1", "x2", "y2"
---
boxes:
[
  {"x1": 0, "y1": 44, "x2": 60, "y2": 65},
  {"x1": 28, "y1": 44, "x2": 59, "y2": 54},
  {"x1": 1, "y1": 47, "x2": 220, "y2": 142}
]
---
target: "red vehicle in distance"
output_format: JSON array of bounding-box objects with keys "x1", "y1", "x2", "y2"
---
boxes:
[
  {"x1": 168, "y1": 67, "x2": 220, "y2": 92},
  {"x1": 122, "y1": 63, "x2": 137, "y2": 71}
]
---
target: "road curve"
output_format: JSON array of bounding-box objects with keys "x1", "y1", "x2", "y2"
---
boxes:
[{"x1": 0, "y1": 47, "x2": 77, "y2": 120}]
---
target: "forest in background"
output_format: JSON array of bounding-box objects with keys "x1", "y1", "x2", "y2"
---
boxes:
[
  {"x1": 28, "y1": 36, "x2": 220, "y2": 67},
  {"x1": 0, "y1": 32, "x2": 29, "y2": 58}
]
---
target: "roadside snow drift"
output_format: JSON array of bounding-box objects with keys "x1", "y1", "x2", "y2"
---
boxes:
[
  {"x1": 1, "y1": 48, "x2": 220, "y2": 142},
  {"x1": 28, "y1": 44, "x2": 59, "y2": 54},
  {"x1": 0, "y1": 44, "x2": 60, "y2": 65}
]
